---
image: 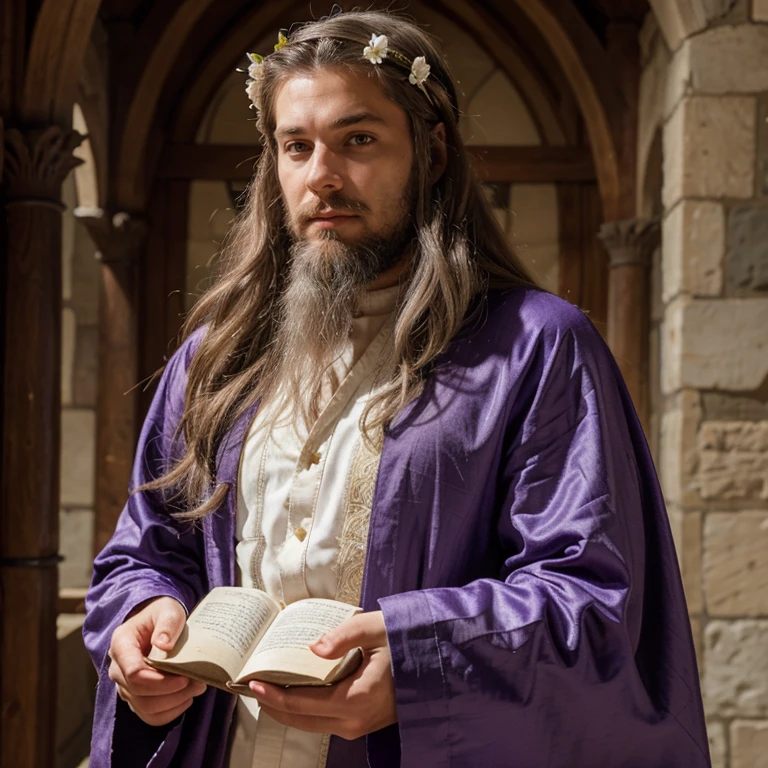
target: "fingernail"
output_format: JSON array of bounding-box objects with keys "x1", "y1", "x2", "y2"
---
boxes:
[
  {"x1": 157, "y1": 633, "x2": 170, "y2": 646},
  {"x1": 250, "y1": 682, "x2": 266, "y2": 696},
  {"x1": 313, "y1": 636, "x2": 327, "y2": 649}
]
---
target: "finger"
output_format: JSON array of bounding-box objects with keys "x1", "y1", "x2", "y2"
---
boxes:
[
  {"x1": 125, "y1": 683, "x2": 206, "y2": 717},
  {"x1": 136, "y1": 698, "x2": 196, "y2": 728},
  {"x1": 115, "y1": 665, "x2": 195, "y2": 697},
  {"x1": 258, "y1": 705, "x2": 361, "y2": 739},
  {"x1": 109, "y1": 637, "x2": 191, "y2": 692},
  {"x1": 311, "y1": 612, "x2": 386, "y2": 658},
  {"x1": 249, "y1": 681, "x2": 348, "y2": 718},
  {"x1": 150, "y1": 601, "x2": 187, "y2": 651}
]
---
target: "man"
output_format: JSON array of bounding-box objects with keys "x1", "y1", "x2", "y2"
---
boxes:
[{"x1": 84, "y1": 8, "x2": 710, "y2": 768}]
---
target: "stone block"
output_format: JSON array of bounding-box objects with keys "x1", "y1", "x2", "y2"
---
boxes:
[
  {"x1": 662, "y1": 200, "x2": 724, "y2": 302},
  {"x1": 59, "y1": 508, "x2": 94, "y2": 589},
  {"x1": 73, "y1": 325, "x2": 98, "y2": 407},
  {"x1": 670, "y1": 299, "x2": 768, "y2": 392},
  {"x1": 660, "y1": 296, "x2": 685, "y2": 396},
  {"x1": 60, "y1": 409, "x2": 96, "y2": 507},
  {"x1": 698, "y1": 421, "x2": 768, "y2": 501},
  {"x1": 663, "y1": 96, "x2": 756, "y2": 208},
  {"x1": 729, "y1": 206, "x2": 768, "y2": 291},
  {"x1": 659, "y1": 389, "x2": 702, "y2": 504},
  {"x1": 732, "y1": 720, "x2": 768, "y2": 768},
  {"x1": 62, "y1": 308, "x2": 76, "y2": 407},
  {"x1": 707, "y1": 718, "x2": 726, "y2": 768},
  {"x1": 672, "y1": 25, "x2": 768, "y2": 95},
  {"x1": 704, "y1": 511, "x2": 768, "y2": 616},
  {"x1": 668, "y1": 506, "x2": 703, "y2": 613},
  {"x1": 755, "y1": 0, "x2": 768, "y2": 20},
  {"x1": 703, "y1": 392, "x2": 768, "y2": 422},
  {"x1": 704, "y1": 619, "x2": 768, "y2": 717}
]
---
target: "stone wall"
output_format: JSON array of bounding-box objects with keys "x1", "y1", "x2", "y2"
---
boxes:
[{"x1": 643, "y1": 3, "x2": 768, "y2": 765}]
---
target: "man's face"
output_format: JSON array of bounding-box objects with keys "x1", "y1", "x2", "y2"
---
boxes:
[{"x1": 274, "y1": 67, "x2": 416, "y2": 256}]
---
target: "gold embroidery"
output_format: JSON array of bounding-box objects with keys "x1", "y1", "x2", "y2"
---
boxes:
[{"x1": 333, "y1": 430, "x2": 383, "y2": 607}]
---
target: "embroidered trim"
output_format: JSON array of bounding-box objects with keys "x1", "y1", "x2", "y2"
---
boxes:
[
  {"x1": 317, "y1": 733, "x2": 331, "y2": 768},
  {"x1": 333, "y1": 430, "x2": 382, "y2": 606}
]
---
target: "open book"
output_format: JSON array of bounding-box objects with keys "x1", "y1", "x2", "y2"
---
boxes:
[{"x1": 145, "y1": 587, "x2": 363, "y2": 695}]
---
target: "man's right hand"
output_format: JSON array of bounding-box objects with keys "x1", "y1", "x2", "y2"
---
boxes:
[{"x1": 107, "y1": 596, "x2": 207, "y2": 726}]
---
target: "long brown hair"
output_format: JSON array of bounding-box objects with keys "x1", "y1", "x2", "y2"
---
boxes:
[{"x1": 138, "y1": 9, "x2": 538, "y2": 520}]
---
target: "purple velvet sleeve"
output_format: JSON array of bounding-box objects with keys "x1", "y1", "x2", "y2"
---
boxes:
[
  {"x1": 378, "y1": 317, "x2": 709, "y2": 767},
  {"x1": 83, "y1": 328, "x2": 208, "y2": 767}
]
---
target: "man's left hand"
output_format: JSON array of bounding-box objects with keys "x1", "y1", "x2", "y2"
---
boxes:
[{"x1": 248, "y1": 610, "x2": 397, "y2": 740}]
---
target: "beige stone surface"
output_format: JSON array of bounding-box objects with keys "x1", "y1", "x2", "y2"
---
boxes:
[
  {"x1": 704, "y1": 619, "x2": 768, "y2": 716},
  {"x1": 699, "y1": 422, "x2": 768, "y2": 502},
  {"x1": 659, "y1": 389, "x2": 702, "y2": 504},
  {"x1": 732, "y1": 720, "x2": 768, "y2": 768},
  {"x1": 700, "y1": 421, "x2": 768, "y2": 452},
  {"x1": 669, "y1": 25, "x2": 768, "y2": 95},
  {"x1": 60, "y1": 409, "x2": 96, "y2": 507},
  {"x1": 59, "y1": 508, "x2": 94, "y2": 589},
  {"x1": 661, "y1": 200, "x2": 724, "y2": 302},
  {"x1": 668, "y1": 506, "x2": 703, "y2": 613},
  {"x1": 707, "y1": 719, "x2": 726, "y2": 768},
  {"x1": 663, "y1": 96, "x2": 756, "y2": 208},
  {"x1": 660, "y1": 296, "x2": 685, "y2": 396},
  {"x1": 62, "y1": 308, "x2": 76, "y2": 407},
  {"x1": 704, "y1": 511, "x2": 768, "y2": 616},
  {"x1": 57, "y1": 614, "x2": 96, "y2": 768},
  {"x1": 666, "y1": 299, "x2": 768, "y2": 392},
  {"x1": 755, "y1": 0, "x2": 768, "y2": 21}
]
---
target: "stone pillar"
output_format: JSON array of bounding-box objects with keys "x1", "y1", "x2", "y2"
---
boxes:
[
  {"x1": 74, "y1": 209, "x2": 148, "y2": 555},
  {"x1": 598, "y1": 217, "x2": 660, "y2": 435},
  {"x1": 654, "y1": 17, "x2": 768, "y2": 768},
  {"x1": 1, "y1": 125, "x2": 83, "y2": 768}
]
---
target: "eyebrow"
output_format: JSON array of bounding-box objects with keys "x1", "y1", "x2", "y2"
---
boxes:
[{"x1": 274, "y1": 112, "x2": 387, "y2": 139}]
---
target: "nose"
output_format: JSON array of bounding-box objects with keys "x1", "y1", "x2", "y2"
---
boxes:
[{"x1": 305, "y1": 145, "x2": 343, "y2": 195}]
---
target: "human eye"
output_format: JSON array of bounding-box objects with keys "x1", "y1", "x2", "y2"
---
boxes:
[
  {"x1": 285, "y1": 141, "x2": 310, "y2": 155},
  {"x1": 348, "y1": 134, "x2": 375, "y2": 147}
]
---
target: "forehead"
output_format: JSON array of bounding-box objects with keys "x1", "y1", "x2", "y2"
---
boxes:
[{"x1": 272, "y1": 68, "x2": 409, "y2": 134}]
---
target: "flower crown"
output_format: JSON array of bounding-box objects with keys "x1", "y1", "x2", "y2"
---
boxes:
[{"x1": 243, "y1": 24, "x2": 433, "y2": 111}]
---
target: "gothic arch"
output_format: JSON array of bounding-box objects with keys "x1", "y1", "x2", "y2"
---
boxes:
[{"x1": 22, "y1": 0, "x2": 101, "y2": 124}]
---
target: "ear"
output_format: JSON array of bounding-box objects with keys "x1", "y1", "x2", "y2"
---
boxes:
[{"x1": 429, "y1": 122, "x2": 448, "y2": 185}]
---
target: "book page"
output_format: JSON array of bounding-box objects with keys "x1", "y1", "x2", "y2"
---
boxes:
[
  {"x1": 148, "y1": 587, "x2": 281, "y2": 682},
  {"x1": 238, "y1": 599, "x2": 361, "y2": 683}
]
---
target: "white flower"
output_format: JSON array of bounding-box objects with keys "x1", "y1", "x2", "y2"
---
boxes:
[
  {"x1": 245, "y1": 78, "x2": 260, "y2": 108},
  {"x1": 409, "y1": 56, "x2": 431, "y2": 87},
  {"x1": 363, "y1": 34, "x2": 388, "y2": 64},
  {"x1": 244, "y1": 53, "x2": 264, "y2": 108}
]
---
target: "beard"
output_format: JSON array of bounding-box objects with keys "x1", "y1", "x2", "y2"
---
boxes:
[{"x1": 264, "y1": 182, "x2": 417, "y2": 427}]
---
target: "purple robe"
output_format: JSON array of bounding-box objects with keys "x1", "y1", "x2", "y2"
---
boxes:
[{"x1": 84, "y1": 288, "x2": 710, "y2": 767}]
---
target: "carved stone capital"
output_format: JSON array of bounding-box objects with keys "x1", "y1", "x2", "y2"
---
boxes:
[
  {"x1": 3, "y1": 126, "x2": 85, "y2": 208},
  {"x1": 598, "y1": 217, "x2": 660, "y2": 270},
  {"x1": 74, "y1": 208, "x2": 149, "y2": 264}
]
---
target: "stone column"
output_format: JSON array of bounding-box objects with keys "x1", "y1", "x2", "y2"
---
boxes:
[
  {"x1": 1, "y1": 125, "x2": 83, "y2": 767},
  {"x1": 598, "y1": 217, "x2": 660, "y2": 435},
  {"x1": 74, "y1": 209, "x2": 148, "y2": 554},
  {"x1": 652, "y1": 16, "x2": 768, "y2": 766}
]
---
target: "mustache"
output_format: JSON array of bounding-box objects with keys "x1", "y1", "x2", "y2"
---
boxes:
[{"x1": 297, "y1": 194, "x2": 370, "y2": 224}]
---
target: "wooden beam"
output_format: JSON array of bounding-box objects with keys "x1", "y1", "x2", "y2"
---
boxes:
[{"x1": 156, "y1": 143, "x2": 596, "y2": 184}]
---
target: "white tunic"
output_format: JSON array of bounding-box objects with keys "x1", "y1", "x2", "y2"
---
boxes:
[{"x1": 228, "y1": 286, "x2": 399, "y2": 768}]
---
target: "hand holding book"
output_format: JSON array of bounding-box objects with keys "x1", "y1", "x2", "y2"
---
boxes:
[{"x1": 145, "y1": 587, "x2": 364, "y2": 693}]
